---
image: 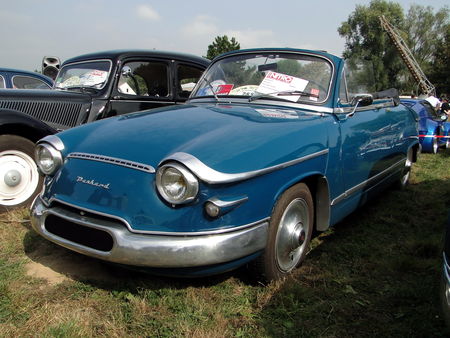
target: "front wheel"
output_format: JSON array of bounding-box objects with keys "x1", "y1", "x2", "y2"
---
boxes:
[
  {"x1": 255, "y1": 183, "x2": 314, "y2": 282},
  {"x1": 0, "y1": 135, "x2": 43, "y2": 211}
]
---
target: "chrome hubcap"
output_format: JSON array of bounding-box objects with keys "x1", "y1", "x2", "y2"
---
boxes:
[
  {"x1": 275, "y1": 198, "x2": 310, "y2": 272},
  {"x1": 0, "y1": 150, "x2": 39, "y2": 206},
  {"x1": 4, "y1": 169, "x2": 22, "y2": 187}
]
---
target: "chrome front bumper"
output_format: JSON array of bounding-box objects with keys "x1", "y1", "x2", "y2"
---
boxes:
[{"x1": 30, "y1": 197, "x2": 268, "y2": 268}]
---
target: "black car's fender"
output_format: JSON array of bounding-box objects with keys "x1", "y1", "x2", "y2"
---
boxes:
[
  {"x1": 0, "y1": 108, "x2": 57, "y2": 142},
  {"x1": 0, "y1": 109, "x2": 57, "y2": 210}
]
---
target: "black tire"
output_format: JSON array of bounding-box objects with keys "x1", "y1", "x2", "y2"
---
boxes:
[
  {"x1": 255, "y1": 183, "x2": 314, "y2": 282},
  {"x1": 0, "y1": 135, "x2": 43, "y2": 211}
]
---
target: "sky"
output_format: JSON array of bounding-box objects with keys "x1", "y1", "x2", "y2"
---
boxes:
[{"x1": 0, "y1": 0, "x2": 448, "y2": 72}]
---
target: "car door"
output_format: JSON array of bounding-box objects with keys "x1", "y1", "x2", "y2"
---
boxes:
[
  {"x1": 336, "y1": 67, "x2": 400, "y2": 203},
  {"x1": 109, "y1": 58, "x2": 176, "y2": 116}
]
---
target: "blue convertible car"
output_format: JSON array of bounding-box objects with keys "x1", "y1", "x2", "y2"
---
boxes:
[
  {"x1": 30, "y1": 48, "x2": 420, "y2": 281},
  {"x1": 401, "y1": 98, "x2": 450, "y2": 153}
]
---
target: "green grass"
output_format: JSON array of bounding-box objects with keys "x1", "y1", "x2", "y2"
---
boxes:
[{"x1": 0, "y1": 150, "x2": 449, "y2": 337}]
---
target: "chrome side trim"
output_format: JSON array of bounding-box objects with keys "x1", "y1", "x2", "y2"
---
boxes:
[
  {"x1": 38, "y1": 135, "x2": 65, "y2": 151},
  {"x1": 67, "y1": 152, "x2": 155, "y2": 173},
  {"x1": 333, "y1": 99, "x2": 396, "y2": 114},
  {"x1": 44, "y1": 197, "x2": 268, "y2": 236},
  {"x1": 207, "y1": 196, "x2": 249, "y2": 209},
  {"x1": 163, "y1": 149, "x2": 329, "y2": 185},
  {"x1": 30, "y1": 197, "x2": 268, "y2": 268},
  {"x1": 331, "y1": 158, "x2": 405, "y2": 206}
]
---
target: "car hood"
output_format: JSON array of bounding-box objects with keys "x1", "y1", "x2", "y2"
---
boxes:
[{"x1": 57, "y1": 103, "x2": 329, "y2": 174}]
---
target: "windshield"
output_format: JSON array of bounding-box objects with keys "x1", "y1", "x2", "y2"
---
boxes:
[
  {"x1": 191, "y1": 52, "x2": 333, "y2": 104},
  {"x1": 54, "y1": 60, "x2": 111, "y2": 90}
]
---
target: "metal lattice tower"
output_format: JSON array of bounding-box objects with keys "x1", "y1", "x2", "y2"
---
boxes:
[{"x1": 379, "y1": 15, "x2": 435, "y2": 96}]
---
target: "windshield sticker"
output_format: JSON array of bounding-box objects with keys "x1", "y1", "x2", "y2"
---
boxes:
[
  {"x1": 256, "y1": 109, "x2": 299, "y2": 119},
  {"x1": 216, "y1": 84, "x2": 234, "y2": 95},
  {"x1": 229, "y1": 85, "x2": 259, "y2": 96},
  {"x1": 60, "y1": 76, "x2": 81, "y2": 88},
  {"x1": 256, "y1": 71, "x2": 309, "y2": 102},
  {"x1": 310, "y1": 88, "x2": 319, "y2": 101},
  {"x1": 80, "y1": 70, "x2": 108, "y2": 86}
]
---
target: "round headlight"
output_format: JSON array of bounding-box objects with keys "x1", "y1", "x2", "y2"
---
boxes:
[
  {"x1": 35, "y1": 143, "x2": 63, "y2": 175},
  {"x1": 156, "y1": 163, "x2": 198, "y2": 205}
]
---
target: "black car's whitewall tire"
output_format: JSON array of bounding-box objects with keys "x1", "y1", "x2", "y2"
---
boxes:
[
  {"x1": 0, "y1": 135, "x2": 43, "y2": 211},
  {"x1": 256, "y1": 183, "x2": 314, "y2": 282}
]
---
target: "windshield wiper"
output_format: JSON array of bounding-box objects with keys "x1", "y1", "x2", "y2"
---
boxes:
[
  {"x1": 248, "y1": 90, "x2": 317, "y2": 102},
  {"x1": 61, "y1": 86, "x2": 101, "y2": 94}
]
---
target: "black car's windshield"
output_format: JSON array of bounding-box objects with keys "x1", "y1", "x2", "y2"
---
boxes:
[
  {"x1": 54, "y1": 60, "x2": 111, "y2": 91},
  {"x1": 191, "y1": 52, "x2": 332, "y2": 104}
]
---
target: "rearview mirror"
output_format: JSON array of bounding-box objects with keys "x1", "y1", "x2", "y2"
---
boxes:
[
  {"x1": 121, "y1": 66, "x2": 132, "y2": 78},
  {"x1": 351, "y1": 94, "x2": 373, "y2": 107}
]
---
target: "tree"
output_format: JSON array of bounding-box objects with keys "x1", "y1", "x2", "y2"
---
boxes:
[
  {"x1": 338, "y1": 0, "x2": 405, "y2": 92},
  {"x1": 338, "y1": 0, "x2": 449, "y2": 95},
  {"x1": 403, "y1": 5, "x2": 449, "y2": 94},
  {"x1": 429, "y1": 23, "x2": 450, "y2": 96},
  {"x1": 205, "y1": 35, "x2": 240, "y2": 60}
]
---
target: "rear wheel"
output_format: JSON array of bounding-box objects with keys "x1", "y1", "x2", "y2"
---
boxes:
[
  {"x1": 432, "y1": 137, "x2": 439, "y2": 154},
  {"x1": 0, "y1": 135, "x2": 43, "y2": 211},
  {"x1": 255, "y1": 183, "x2": 314, "y2": 282}
]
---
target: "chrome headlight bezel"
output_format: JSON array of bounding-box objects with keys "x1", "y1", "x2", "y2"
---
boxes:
[
  {"x1": 35, "y1": 143, "x2": 63, "y2": 175},
  {"x1": 156, "y1": 162, "x2": 199, "y2": 205}
]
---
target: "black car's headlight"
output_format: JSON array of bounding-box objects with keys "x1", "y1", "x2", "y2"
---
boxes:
[
  {"x1": 35, "y1": 143, "x2": 63, "y2": 175},
  {"x1": 156, "y1": 162, "x2": 198, "y2": 205}
]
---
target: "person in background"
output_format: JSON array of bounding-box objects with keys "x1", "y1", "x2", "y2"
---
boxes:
[
  {"x1": 440, "y1": 96, "x2": 450, "y2": 121},
  {"x1": 426, "y1": 95, "x2": 441, "y2": 111}
]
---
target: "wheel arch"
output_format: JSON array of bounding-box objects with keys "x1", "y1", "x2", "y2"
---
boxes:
[
  {"x1": 272, "y1": 173, "x2": 331, "y2": 233},
  {"x1": 0, "y1": 109, "x2": 57, "y2": 143}
]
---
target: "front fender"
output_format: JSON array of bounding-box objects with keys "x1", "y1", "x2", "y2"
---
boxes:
[{"x1": 0, "y1": 109, "x2": 57, "y2": 142}]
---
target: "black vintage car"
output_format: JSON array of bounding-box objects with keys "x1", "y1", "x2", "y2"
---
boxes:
[{"x1": 0, "y1": 50, "x2": 209, "y2": 210}]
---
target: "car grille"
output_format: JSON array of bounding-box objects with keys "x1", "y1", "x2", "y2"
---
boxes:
[
  {"x1": 45, "y1": 214, "x2": 114, "y2": 252},
  {"x1": 0, "y1": 100, "x2": 84, "y2": 129},
  {"x1": 43, "y1": 202, "x2": 124, "y2": 252}
]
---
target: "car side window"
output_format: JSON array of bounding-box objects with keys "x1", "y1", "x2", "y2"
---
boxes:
[
  {"x1": 0, "y1": 75, "x2": 4, "y2": 89},
  {"x1": 117, "y1": 61, "x2": 169, "y2": 97},
  {"x1": 12, "y1": 75, "x2": 51, "y2": 89},
  {"x1": 339, "y1": 61, "x2": 372, "y2": 105},
  {"x1": 176, "y1": 64, "x2": 204, "y2": 99}
]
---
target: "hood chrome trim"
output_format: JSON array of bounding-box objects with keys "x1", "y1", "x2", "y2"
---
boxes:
[
  {"x1": 161, "y1": 149, "x2": 329, "y2": 184},
  {"x1": 68, "y1": 152, "x2": 155, "y2": 173},
  {"x1": 38, "y1": 134, "x2": 65, "y2": 151}
]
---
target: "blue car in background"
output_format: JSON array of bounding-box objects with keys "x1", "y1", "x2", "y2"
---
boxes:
[
  {"x1": 0, "y1": 68, "x2": 53, "y2": 89},
  {"x1": 30, "y1": 48, "x2": 420, "y2": 282},
  {"x1": 401, "y1": 98, "x2": 450, "y2": 153}
]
